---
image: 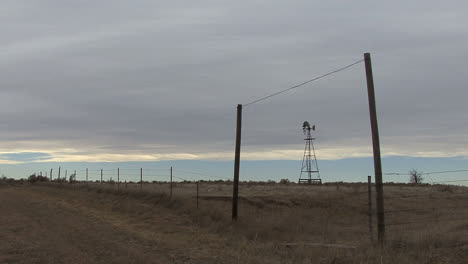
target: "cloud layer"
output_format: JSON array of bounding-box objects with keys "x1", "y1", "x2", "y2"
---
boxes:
[{"x1": 1, "y1": 1, "x2": 468, "y2": 163}]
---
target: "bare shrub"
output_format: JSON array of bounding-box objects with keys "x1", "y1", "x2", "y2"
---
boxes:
[
  {"x1": 409, "y1": 169, "x2": 423, "y2": 184},
  {"x1": 28, "y1": 174, "x2": 49, "y2": 183},
  {"x1": 279, "y1": 178, "x2": 290, "y2": 184}
]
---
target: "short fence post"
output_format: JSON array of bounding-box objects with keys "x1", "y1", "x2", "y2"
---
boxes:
[
  {"x1": 170, "y1": 166, "x2": 173, "y2": 199},
  {"x1": 196, "y1": 181, "x2": 199, "y2": 209},
  {"x1": 368, "y1": 176, "x2": 374, "y2": 242},
  {"x1": 117, "y1": 168, "x2": 120, "y2": 191},
  {"x1": 140, "y1": 168, "x2": 143, "y2": 190}
]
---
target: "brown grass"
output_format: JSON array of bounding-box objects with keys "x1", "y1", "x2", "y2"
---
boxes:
[{"x1": 1, "y1": 181, "x2": 468, "y2": 263}]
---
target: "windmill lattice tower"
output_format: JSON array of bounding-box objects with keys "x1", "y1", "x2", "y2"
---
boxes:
[{"x1": 299, "y1": 122, "x2": 322, "y2": 184}]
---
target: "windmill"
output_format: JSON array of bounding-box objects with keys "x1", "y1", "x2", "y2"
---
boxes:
[{"x1": 299, "y1": 121, "x2": 321, "y2": 184}]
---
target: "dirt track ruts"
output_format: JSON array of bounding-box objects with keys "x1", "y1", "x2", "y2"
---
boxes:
[{"x1": 0, "y1": 185, "x2": 233, "y2": 264}]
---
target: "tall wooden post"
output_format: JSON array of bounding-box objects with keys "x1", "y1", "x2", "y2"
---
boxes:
[
  {"x1": 364, "y1": 53, "x2": 385, "y2": 244},
  {"x1": 117, "y1": 168, "x2": 120, "y2": 190},
  {"x1": 58, "y1": 166, "x2": 61, "y2": 180},
  {"x1": 100, "y1": 169, "x2": 103, "y2": 184},
  {"x1": 368, "y1": 176, "x2": 374, "y2": 242},
  {"x1": 50, "y1": 169, "x2": 53, "y2": 180},
  {"x1": 86, "y1": 168, "x2": 88, "y2": 187},
  {"x1": 140, "y1": 168, "x2": 143, "y2": 190},
  {"x1": 232, "y1": 104, "x2": 242, "y2": 220},
  {"x1": 170, "y1": 166, "x2": 173, "y2": 198}
]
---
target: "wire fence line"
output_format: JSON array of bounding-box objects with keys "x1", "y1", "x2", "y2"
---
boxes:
[
  {"x1": 173, "y1": 169, "x2": 231, "y2": 181},
  {"x1": 32, "y1": 167, "x2": 468, "y2": 186},
  {"x1": 29, "y1": 167, "x2": 232, "y2": 183},
  {"x1": 384, "y1": 169, "x2": 468, "y2": 176},
  {"x1": 383, "y1": 169, "x2": 468, "y2": 188},
  {"x1": 24, "y1": 169, "x2": 468, "y2": 243}
]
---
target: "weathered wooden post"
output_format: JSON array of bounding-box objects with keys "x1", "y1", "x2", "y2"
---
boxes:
[
  {"x1": 140, "y1": 168, "x2": 143, "y2": 190},
  {"x1": 232, "y1": 104, "x2": 242, "y2": 220},
  {"x1": 364, "y1": 52, "x2": 385, "y2": 244},
  {"x1": 196, "y1": 181, "x2": 200, "y2": 209},
  {"x1": 170, "y1": 166, "x2": 173, "y2": 198}
]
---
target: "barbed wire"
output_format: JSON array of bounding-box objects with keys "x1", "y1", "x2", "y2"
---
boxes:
[
  {"x1": 432, "y1": 179, "x2": 468, "y2": 184},
  {"x1": 172, "y1": 175, "x2": 191, "y2": 182},
  {"x1": 384, "y1": 169, "x2": 468, "y2": 176},
  {"x1": 173, "y1": 169, "x2": 231, "y2": 181}
]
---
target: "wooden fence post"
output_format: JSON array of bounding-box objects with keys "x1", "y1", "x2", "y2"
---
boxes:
[
  {"x1": 100, "y1": 169, "x2": 103, "y2": 184},
  {"x1": 117, "y1": 168, "x2": 120, "y2": 191},
  {"x1": 364, "y1": 52, "x2": 385, "y2": 244},
  {"x1": 232, "y1": 104, "x2": 242, "y2": 220},
  {"x1": 196, "y1": 181, "x2": 199, "y2": 209},
  {"x1": 170, "y1": 166, "x2": 173, "y2": 198},
  {"x1": 140, "y1": 168, "x2": 143, "y2": 190}
]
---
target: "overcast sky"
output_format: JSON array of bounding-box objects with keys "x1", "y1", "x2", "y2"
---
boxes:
[{"x1": 1, "y1": 0, "x2": 468, "y2": 164}]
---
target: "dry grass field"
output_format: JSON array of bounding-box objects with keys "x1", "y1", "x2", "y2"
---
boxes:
[{"x1": 1, "y1": 181, "x2": 467, "y2": 263}]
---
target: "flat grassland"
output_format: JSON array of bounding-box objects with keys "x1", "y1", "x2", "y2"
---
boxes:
[{"x1": 1, "y1": 181, "x2": 467, "y2": 263}]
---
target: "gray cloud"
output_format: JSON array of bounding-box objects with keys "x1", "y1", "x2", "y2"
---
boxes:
[{"x1": 1, "y1": 0, "x2": 467, "y2": 161}]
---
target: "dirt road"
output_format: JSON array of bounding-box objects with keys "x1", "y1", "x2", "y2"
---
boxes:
[{"x1": 0, "y1": 184, "x2": 244, "y2": 264}]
